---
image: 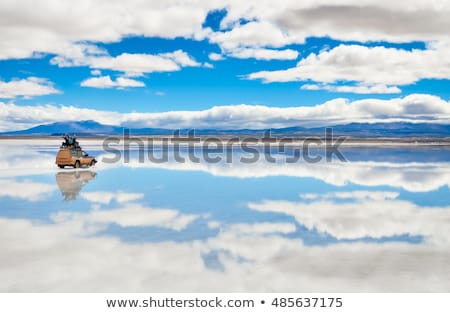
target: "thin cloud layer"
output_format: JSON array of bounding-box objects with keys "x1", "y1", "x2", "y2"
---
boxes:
[
  {"x1": 53, "y1": 49, "x2": 200, "y2": 76},
  {"x1": 247, "y1": 43, "x2": 450, "y2": 92},
  {"x1": 80, "y1": 76, "x2": 145, "y2": 89}
]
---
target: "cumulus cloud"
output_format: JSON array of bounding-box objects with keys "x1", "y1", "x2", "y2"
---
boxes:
[
  {"x1": 0, "y1": 1, "x2": 449, "y2": 63},
  {"x1": 1, "y1": 0, "x2": 449, "y2": 93},
  {"x1": 0, "y1": 1, "x2": 219, "y2": 60},
  {"x1": 2, "y1": 1, "x2": 450, "y2": 61},
  {"x1": 247, "y1": 44, "x2": 450, "y2": 90},
  {"x1": 0, "y1": 102, "x2": 122, "y2": 132},
  {"x1": 53, "y1": 49, "x2": 200, "y2": 77},
  {"x1": 202, "y1": 62, "x2": 214, "y2": 69},
  {"x1": 1, "y1": 94, "x2": 449, "y2": 132},
  {"x1": 208, "y1": 21, "x2": 301, "y2": 60},
  {"x1": 90, "y1": 69, "x2": 101, "y2": 76},
  {"x1": 219, "y1": 1, "x2": 450, "y2": 44},
  {"x1": 160, "y1": 50, "x2": 201, "y2": 67},
  {"x1": 209, "y1": 20, "x2": 295, "y2": 50},
  {"x1": 272, "y1": 2, "x2": 450, "y2": 43},
  {"x1": 208, "y1": 52, "x2": 225, "y2": 61},
  {"x1": 80, "y1": 75, "x2": 145, "y2": 89},
  {"x1": 0, "y1": 77, "x2": 60, "y2": 99},
  {"x1": 229, "y1": 47, "x2": 298, "y2": 60}
]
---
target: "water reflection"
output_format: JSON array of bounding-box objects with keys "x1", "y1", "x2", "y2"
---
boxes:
[
  {"x1": 56, "y1": 170, "x2": 97, "y2": 201},
  {"x1": 0, "y1": 140, "x2": 449, "y2": 292}
]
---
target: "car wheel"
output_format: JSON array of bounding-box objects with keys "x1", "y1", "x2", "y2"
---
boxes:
[
  {"x1": 90, "y1": 160, "x2": 96, "y2": 167},
  {"x1": 58, "y1": 165, "x2": 64, "y2": 168},
  {"x1": 74, "y1": 161, "x2": 80, "y2": 168}
]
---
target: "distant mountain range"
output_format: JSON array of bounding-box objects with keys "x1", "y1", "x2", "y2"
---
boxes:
[{"x1": 1, "y1": 120, "x2": 450, "y2": 138}]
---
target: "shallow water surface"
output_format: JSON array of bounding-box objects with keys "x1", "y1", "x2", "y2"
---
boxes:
[{"x1": 0, "y1": 139, "x2": 449, "y2": 292}]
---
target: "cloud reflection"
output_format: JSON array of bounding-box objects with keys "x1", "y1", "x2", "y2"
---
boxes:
[
  {"x1": 1, "y1": 140, "x2": 450, "y2": 292},
  {"x1": 0, "y1": 215, "x2": 449, "y2": 292},
  {"x1": 249, "y1": 191, "x2": 450, "y2": 244},
  {"x1": 52, "y1": 204, "x2": 199, "y2": 232},
  {"x1": 2, "y1": 140, "x2": 450, "y2": 192},
  {"x1": 0, "y1": 178, "x2": 56, "y2": 201}
]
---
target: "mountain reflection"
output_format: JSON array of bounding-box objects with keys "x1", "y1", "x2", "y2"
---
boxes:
[{"x1": 55, "y1": 170, "x2": 97, "y2": 201}]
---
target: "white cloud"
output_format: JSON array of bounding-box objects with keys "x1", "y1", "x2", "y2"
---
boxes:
[
  {"x1": 219, "y1": 1, "x2": 450, "y2": 44},
  {"x1": 160, "y1": 50, "x2": 200, "y2": 67},
  {"x1": 247, "y1": 44, "x2": 450, "y2": 89},
  {"x1": 301, "y1": 83, "x2": 401, "y2": 94},
  {"x1": 209, "y1": 21, "x2": 295, "y2": 50},
  {"x1": 48, "y1": 43, "x2": 108, "y2": 67},
  {"x1": 74, "y1": 94, "x2": 450, "y2": 129},
  {"x1": 80, "y1": 75, "x2": 145, "y2": 89},
  {"x1": 90, "y1": 69, "x2": 101, "y2": 76},
  {"x1": 204, "y1": 0, "x2": 450, "y2": 71},
  {"x1": 226, "y1": 222, "x2": 296, "y2": 235},
  {"x1": 208, "y1": 52, "x2": 224, "y2": 61},
  {"x1": 203, "y1": 62, "x2": 214, "y2": 68},
  {"x1": 0, "y1": 77, "x2": 60, "y2": 99},
  {"x1": 1, "y1": 94, "x2": 450, "y2": 132},
  {"x1": 0, "y1": 102, "x2": 123, "y2": 132},
  {"x1": 229, "y1": 48, "x2": 298, "y2": 60},
  {"x1": 208, "y1": 21, "x2": 300, "y2": 60},
  {"x1": 0, "y1": 1, "x2": 219, "y2": 60},
  {"x1": 0, "y1": 0, "x2": 449, "y2": 93},
  {"x1": 53, "y1": 49, "x2": 200, "y2": 77},
  {"x1": 0, "y1": 1, "x2": 449, "y2": 69},
  {"x1": 269, "y1": 1, "x2": 450, "y2": 43}
]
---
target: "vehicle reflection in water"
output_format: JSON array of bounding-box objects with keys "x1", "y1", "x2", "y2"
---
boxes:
[{"x1": 55, "y1": 170, "x2": 97, "y2": 201}]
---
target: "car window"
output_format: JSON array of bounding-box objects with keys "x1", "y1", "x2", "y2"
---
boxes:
[{"x1": 71, "y1": 150, "x2": 82, "y2": 157}]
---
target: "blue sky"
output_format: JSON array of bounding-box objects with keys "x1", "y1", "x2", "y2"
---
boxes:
[{"x1": 0, "y1": 1, "x2": 449, "y2": 131}]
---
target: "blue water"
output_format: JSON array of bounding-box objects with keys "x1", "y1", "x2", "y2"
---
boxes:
[{"x1": 0, "y1": 139, "x2": 449, "y2": 292}]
